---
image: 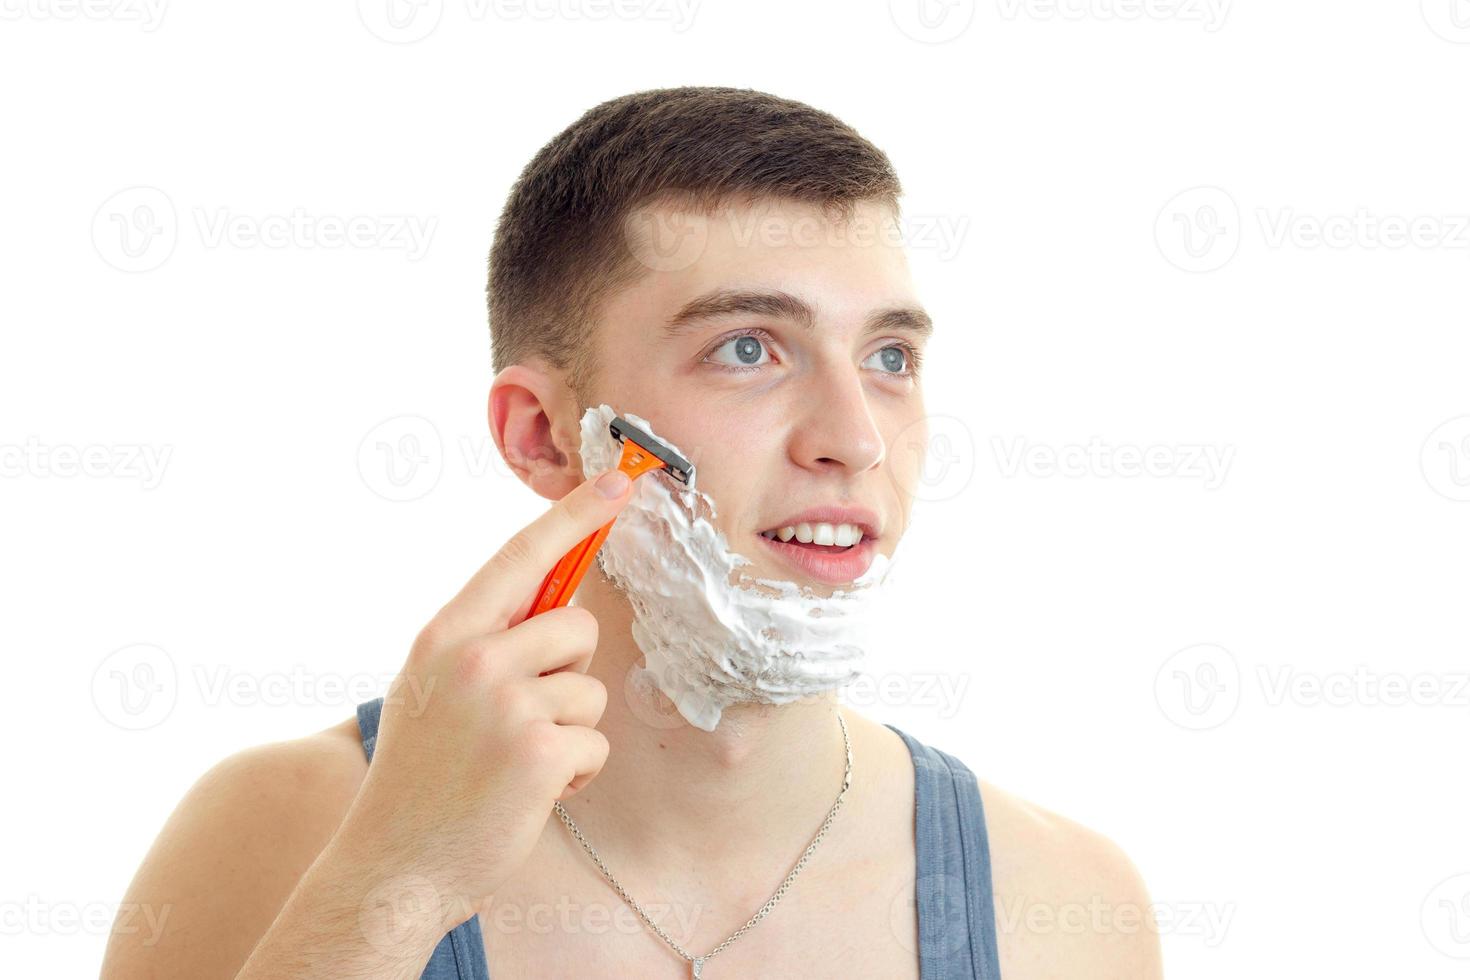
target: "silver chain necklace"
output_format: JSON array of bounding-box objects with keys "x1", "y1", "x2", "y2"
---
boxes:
[{"x1": 550, "y1": 710, "x2": 853, "y2": 979}]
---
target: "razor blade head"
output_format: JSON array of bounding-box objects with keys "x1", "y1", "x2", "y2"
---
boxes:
[{"x1": 610, "y1": 415, "x2": 694, "y2": 486}]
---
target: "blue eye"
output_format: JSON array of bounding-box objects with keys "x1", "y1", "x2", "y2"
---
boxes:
[
  {"x1": 864, "y1": 345, "x2": 911, "y2": 375},
  {"x1": 706, "y1": 332, "x2": 773, "y2": 370},
  {"x1": 703, "y1": 329, "x2": 923, "y2": 379}
]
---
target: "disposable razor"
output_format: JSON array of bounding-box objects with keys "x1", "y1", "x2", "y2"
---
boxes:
[{"x1": 528, "y1": 415, "x2": 693, "y2": 618}]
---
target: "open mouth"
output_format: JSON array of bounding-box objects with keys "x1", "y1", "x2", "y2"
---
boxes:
[
  {"x1": 755, "y1": 525, "x2": 877, "y2": 585},
  {"x1": 758, "y1": 533, "x2": 859, "y2": 553},
  {"x1": 757, "y1": 521, "x2": 869, "y2": 550}
]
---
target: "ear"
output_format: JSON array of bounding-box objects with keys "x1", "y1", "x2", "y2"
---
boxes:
[{"x1": 488, "y1": 362, "x2": 585, "y2": 501}]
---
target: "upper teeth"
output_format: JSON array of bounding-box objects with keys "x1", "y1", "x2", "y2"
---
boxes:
[{"x1": 760, "y1": 522, "x2": 865, "y2": 546}]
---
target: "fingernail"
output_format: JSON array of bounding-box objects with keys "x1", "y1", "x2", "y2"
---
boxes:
[{"x1": 595, "y1": 470, "x2": 631, "y2": 498}]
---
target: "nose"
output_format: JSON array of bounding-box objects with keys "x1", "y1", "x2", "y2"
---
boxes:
[{"x1": 788, "y1": 364, "x2": 885, "y2": 476}]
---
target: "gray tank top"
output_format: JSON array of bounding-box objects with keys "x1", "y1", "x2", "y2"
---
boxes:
[{"x1": 354, "y1": 696, "x2": 1002, "y2": 979}]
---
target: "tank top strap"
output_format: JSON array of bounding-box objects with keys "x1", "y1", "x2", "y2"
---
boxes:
[
  {"x1": 886, "y1": 723, "x2": 1004, "y2": 979},
  {"x1": 355, "y1": 696, "x2": 383, "y2": 761},
  {"x1": 356, "y1": 698, "x2": 998, "y2": 979},
  {"x1": 355, "y1": 696, "x2": 493, "y2": 980}
]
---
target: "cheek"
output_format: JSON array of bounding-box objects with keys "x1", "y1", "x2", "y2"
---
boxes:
[
  {"x1": 681, "y1": 452, "x2": 762, "y2": 538},
  {"x1": 890, "y1": 411, "x2": 928, "y2": 467},
  {"x1": 657, "y1": 413, "x2": 764, "y2": 484},
  {"x1": 880, "y1": 415, "x2": 928, "y2": 519},
  {"x1": 639, "y1": 408, "x2": 785, "y2": 533}
]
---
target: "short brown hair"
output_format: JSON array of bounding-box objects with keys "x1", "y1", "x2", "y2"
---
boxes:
[{"x1": 486, "y1": 85, "x2": 904, "y2": 399}]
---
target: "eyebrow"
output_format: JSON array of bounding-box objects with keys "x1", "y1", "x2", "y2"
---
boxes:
[{"x1": 660, "y1": 288, "x2": 933, "y2": 343}]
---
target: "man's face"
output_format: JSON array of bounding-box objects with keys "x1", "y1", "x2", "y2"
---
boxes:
[{"x1": 584, "y1": 195, "x2": 931, "y2": 592}]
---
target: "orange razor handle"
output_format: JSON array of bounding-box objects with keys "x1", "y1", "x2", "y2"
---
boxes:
[{"x1": 527, "y1": 436, "x2": 670, "y2": 618}]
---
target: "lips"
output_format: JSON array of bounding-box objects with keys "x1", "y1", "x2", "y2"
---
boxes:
[
  {"x1": 755, "y1": 531, "x2": 878, "y2": 586},
  {"x1": 759, "y1": 512, "x2": 879, "y2": 541}
]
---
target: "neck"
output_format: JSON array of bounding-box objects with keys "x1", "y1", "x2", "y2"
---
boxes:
[{"x1": 556, "y1": 572, "x2": 855, "y2": 877}]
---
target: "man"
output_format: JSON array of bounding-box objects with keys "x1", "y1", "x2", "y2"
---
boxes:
[{"x1": 102, "y1": 85, "x2": 1163, "y2": 979}]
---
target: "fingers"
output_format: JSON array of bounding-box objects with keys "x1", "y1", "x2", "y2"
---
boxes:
[
  {"x1": 440, "y1": 605, "x2": 597, "y2": 691},
  {"x1": 526, "y1": 670, "x2": 608, "y2": 728},
  {"x1": 432, "y1": 469, "x2": 633, "y2": 650},
  {"x1": 498, "y1": 604, "x2": 600, "y2": 677},
  {"x1": 531, "y1": 610, "x2": 599, "y2": 677},
  {"x1": 553, "y1": 725, "x2": 611, "y2": 800}
]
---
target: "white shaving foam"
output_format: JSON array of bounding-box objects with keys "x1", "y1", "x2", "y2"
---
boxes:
[{"x1": 577, "y1": 403, "x2": 900, "y2": 732}]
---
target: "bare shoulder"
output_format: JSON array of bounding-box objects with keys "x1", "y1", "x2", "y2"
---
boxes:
[
  {"x1": 100, "y1": 714, "x2": 371, "y2": 980},
  {"x1": 978, "y1": 780, "x2": 1164, "y2": 980}
]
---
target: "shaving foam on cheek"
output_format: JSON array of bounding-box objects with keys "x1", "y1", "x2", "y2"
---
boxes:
[{"x1": 577, "y1": 403, "x2": 899, "y2": 732}]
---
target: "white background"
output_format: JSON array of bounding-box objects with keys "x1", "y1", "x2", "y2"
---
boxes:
[{"x1": 3, "y1": 2, "x2": 1468, "y2": 977}]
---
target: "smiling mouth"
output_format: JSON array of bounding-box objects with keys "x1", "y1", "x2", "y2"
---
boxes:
[
  {"x1": 756, "y1": 522, "x2": 872, "y2": 550},
  {"x1": 758, "y1": 534, "x2": 858, "y2": 553},
  {"x1": 753, "y1": 530, "x2": 878, "y2": 585}
]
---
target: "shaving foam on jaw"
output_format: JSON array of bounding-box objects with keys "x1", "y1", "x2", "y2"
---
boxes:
[{"x1": 577, "y1": 403, "x2": 899, "y2": 732}]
